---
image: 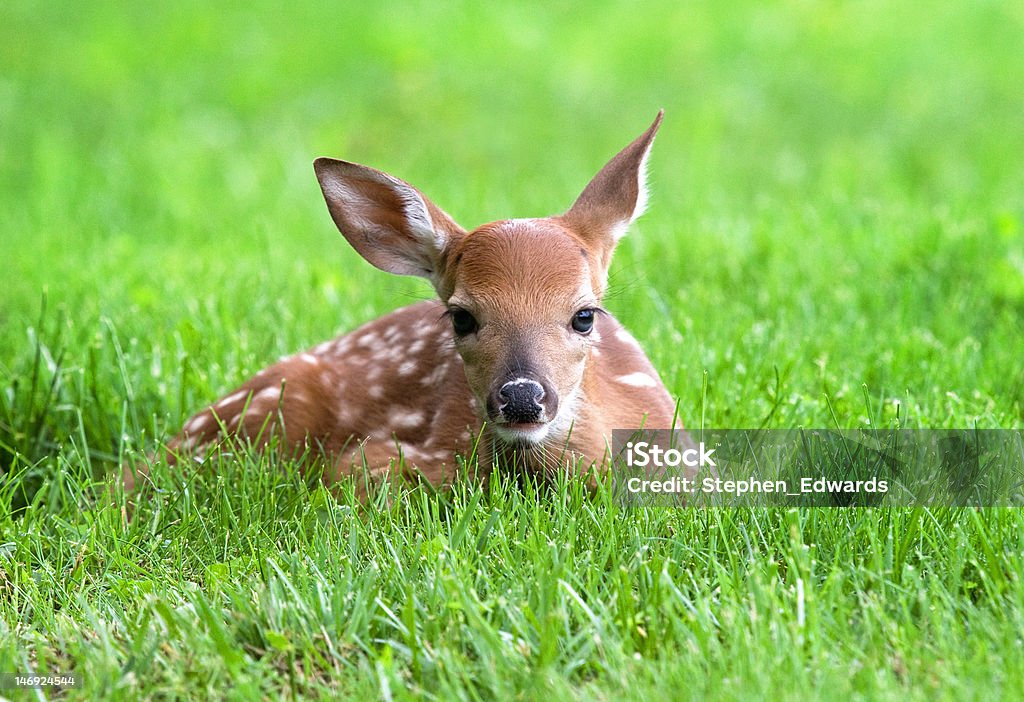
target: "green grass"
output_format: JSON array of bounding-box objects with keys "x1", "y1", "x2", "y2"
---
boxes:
[{"x1": 2, "y1": 0, "x2": 1023, "y2": 698}]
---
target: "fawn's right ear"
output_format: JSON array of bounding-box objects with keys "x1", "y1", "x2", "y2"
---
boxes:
[{"x1": 314, "y1": 158, "x2": 466, "y2": 287}]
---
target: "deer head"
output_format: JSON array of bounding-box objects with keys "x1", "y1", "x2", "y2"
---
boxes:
[{"x1": 313, "y1": 111, "x2": 663, "y2": 448}]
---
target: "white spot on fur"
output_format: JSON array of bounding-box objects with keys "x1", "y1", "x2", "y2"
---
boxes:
[
  {"x1": 368, "y1": 385, "x2": 384, "y2": 399},
  {"x1": 389, "y1": 409, "x2": 425, "y2": 429},
  {"x1": 616, "y1": 372, "x2": 656, "y2": 388},
  {"x1": 502, "y1": 218, "x2": 543, "y2": 230},
  {"x1": 314, "y1": 341, "x2": 332, "y2": 355},
  {"x1": 402, "y1": 446, "x2": 426, "y2": 462},
  {"x1": 356, "y1": 332, "x2": 380, "y2": 349},
  {"x1": 420, "y1": 363, "x2": 448, "y2": 387},
  {"x1": 185, "y1": 413, "x2": 210, "y2": 435},
  {"x1": 299, "y1": 353, "x2": 318, "y2": 365},
  {"x1": 398, "y1": 360, "x2": 418, "y2": 376},
  {"x1": 215, "y1": 389, "x2": 248, "y2": 409},
  {"x1": 409, "y1": 339, "x2": 425, "y2": 355},
  {"x1": 332, "y1": 338, "x2": 352, "y2": 357},
  {"x1": 255, "y1": 386, "x2": 282, "y2": 403},
  {"x1": 414, "y1": 320, "x2": 433, "y2": 338}
]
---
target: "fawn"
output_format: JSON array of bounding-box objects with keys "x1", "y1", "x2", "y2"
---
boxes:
[{"x1": 154, "y1": 111, "x2": 689, "y2": 489}]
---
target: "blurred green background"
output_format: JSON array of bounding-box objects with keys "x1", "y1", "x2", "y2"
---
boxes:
[{"x1": 2, "y1": 0, "x2": 1022, "y2": 457}]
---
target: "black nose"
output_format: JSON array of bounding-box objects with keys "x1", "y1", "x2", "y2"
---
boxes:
[{"x1": 498, "y1": 379, "x2": 545, "y2": 423}]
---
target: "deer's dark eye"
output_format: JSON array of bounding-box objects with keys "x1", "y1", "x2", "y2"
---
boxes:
[
  {"x1": 571, "y1": 309, "x2": 595, "y2": 334},
  {"x1": 450, "y1": 308, "x2": 478, "y2": 336}
]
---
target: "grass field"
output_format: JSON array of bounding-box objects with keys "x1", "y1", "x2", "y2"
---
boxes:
[{"x1": 2, "y1": 1, "x2": 1023, "y2": 699}]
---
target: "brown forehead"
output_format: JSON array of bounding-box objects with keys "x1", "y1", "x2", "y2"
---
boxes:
[{"x1": 443, "y1": 219, "x2": 597, "y2": 309}]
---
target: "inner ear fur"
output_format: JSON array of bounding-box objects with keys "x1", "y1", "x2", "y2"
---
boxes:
[{"x1": 314, "y1": 158, "x2": 465, "y2": 288}]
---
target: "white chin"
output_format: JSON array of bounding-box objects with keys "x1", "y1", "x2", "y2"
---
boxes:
[{"x1": 492, "y1": 422, "x2": 551, "y2": 445}]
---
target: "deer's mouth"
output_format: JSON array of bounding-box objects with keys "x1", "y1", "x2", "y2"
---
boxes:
[
  {"x1": 492, "y1": 420, "x2": 551, "y2": 445},
  {"x1": 504, "y1": 421, "x2": 547, "y2": 432}
]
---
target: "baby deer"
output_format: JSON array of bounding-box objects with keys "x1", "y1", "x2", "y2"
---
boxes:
[{"x1": 159, "y1": 111, "x2": 688, "y2": 488}]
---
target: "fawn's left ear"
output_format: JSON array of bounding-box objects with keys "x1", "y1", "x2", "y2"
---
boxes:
[{"x1": 560, "y1": 110, "x2": 663, "y2": 271}]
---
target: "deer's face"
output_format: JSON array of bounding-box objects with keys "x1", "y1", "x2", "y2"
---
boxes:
[
  {"x1": 314, "y1": 111, "x2": 664, "y2": 448},
  {"x1": 439, "y1": 219, "x2": 603, "y2": 444}
]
